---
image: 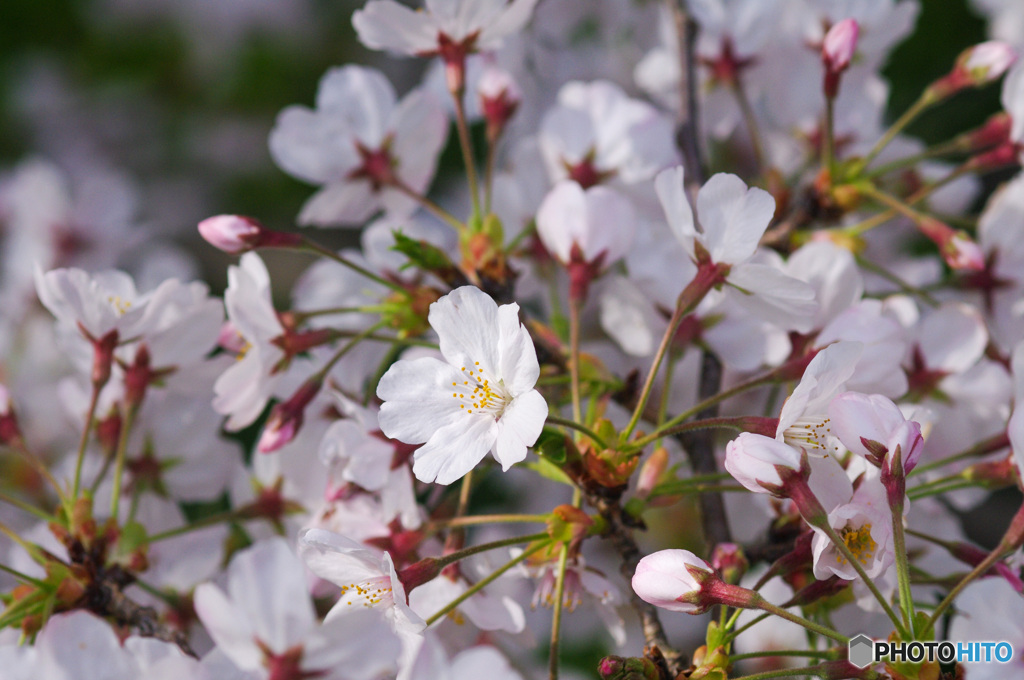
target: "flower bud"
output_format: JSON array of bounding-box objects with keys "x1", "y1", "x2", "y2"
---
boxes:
[
  {"x1": 710, "y1": 543, "x2": 748, "y2": 584},
  {"x1": 636, "y1": 447, "x2": 669, "y2": 500},
  {"x1": 822, "y1": 19, "x2": 859, "y2": 99},
  {"x1": 632, "y1": 549, "x2": 757, "y2": 614},
  {"x1": 917, "y1": 218, "x2": 984, "y2": 271},
  {"x1": 928, "y1": 41, "x2": 1017, "y2": 99},
  {"x1": 597, "y1": 656, "x2": 660, "y2": 680},
  {"x1": 478, "y1": 66, "x2": 521, "y2": 142},
  {"x1": 198, "y1": 214, "x2": 302, "y2": 254},
  {"x1": 257, "y1": 379, "x2": 323, "y2": 453}
]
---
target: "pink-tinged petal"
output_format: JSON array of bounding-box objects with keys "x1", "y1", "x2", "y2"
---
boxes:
[
  {"x1": 303, "y1": 609, "x2": 400, "y2": 679},
  {"x1": 1001, "y1": 62, "x2": 1024, "y2": 143},
  {"x1": 724, "y1": 432, "x2": 801, "y2": 493},
  {"x1": 961, "y1": 41, "x2": 1017, "y2": 85},
  {"x1": 806, "y1": 454, "x2": 853, "y2": 514},
  {"x1": 413, "y1": 412, "x2": 497, "y2": 484},
  {"x1": 495, "y1": 301, "x2": 540, "y2": 395},
  {"x1": 299, "y1": 529, "x2": 388, "y2": 586},
  {"x1": 225, "y1": 539, "x2": 316, "y2": 653},
  {"x1": 35, "y1": 611, "x2": 139, "y2": 679},
  {"x1": 315, "y1": 66, "x2": 396, "y2": 146},
  {"x1": 915, "y1": 303, "x2": 987, "y2": 374},
  {"x1": 493, "y1": 388, "x2": 547, "y2": 470},
  {"x1": 535, "y1": 180, "x2": 584, "y2": 262},
  {"x1": 297, "y1": 181, "x2": 379, "y2": 227},
  {"x1": 268, "y1": 105, "x2": 361, "y2": 184},
  {"x1": 828, "y1": 392, "x2": 907, "y2": 460},
  {"x1": 449, "y1": 646, "x2": 524, "y2": 680},
  {"x1": 194, "y1": 584, "x2": 262, "y2": 671},
  {"x1": 725, "y1": 263, "x2": 818, "y2": 332},
  {"x1": 478, "y1": 0, "x2": 540, "y2": 48},
  {"x1": 696, "y1": 173, "x2": 775, "y2": 265},
  {"x1": 389, "y1": 89, "x2": 448, "y2": 195},
  {"x1": 632, "y1": 549, "x2": 709, "y2": 613},
  {"x1": 777, "y1": 341, "x2": 863, "y2": 437},
  {"x1": 655, "y1": 166, "x2": 697, "y2": 252},
  {"x1": 427, "y1": 286, "x2": 504, "y2": 374},
  {"x1": 785, "y1": 241, "x2": 863, "y2": 329},
  {"x1": 352, "y1": 0, "x2": 438, "y2": 55}
]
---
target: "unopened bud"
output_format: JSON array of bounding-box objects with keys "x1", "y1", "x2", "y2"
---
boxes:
[
  {"x1": 257, "y1": 379, "x2": 323, "y2": 453},
  {"x1": 198, "y1": 214, "x2": 302, "y2": 254},
  {"x1": 822, "y1": 19, "x2": 859, "y2": 99},
  {"x1": 636, "y1": 447, "x2": 669, "y2": 500},
  {"x1": 0, "y1": 385, "x2": 23, "y2": 447},
  {"x1": 928, "y1": 41, "x2": 1017, "y2": 99},
  {"x1": 710, "y1": 543, "x2": 748, "y2": 584},
  {"x1": 479, "y1": 66, "x2": 521, "y2": 142},
  {"x1": 917, "y1": 218, "x2": 984, "y2": 271},
  {"x1": 597, "y1": 656, "x2": 660, "y2": 680}
]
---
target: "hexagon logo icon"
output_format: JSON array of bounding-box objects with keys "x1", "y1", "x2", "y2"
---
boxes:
[{"x1": 848, "y1": 634, "x2": 875, "y2": 669}]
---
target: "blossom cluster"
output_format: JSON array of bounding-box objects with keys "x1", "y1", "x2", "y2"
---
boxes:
[{"x1": 1, "y1": 1, "x2": 1024, "y2": 679}]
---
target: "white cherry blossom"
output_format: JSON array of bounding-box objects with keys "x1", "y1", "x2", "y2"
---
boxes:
[{"x1": 377, "y1": 286, "x2": 548, "y2": 485}]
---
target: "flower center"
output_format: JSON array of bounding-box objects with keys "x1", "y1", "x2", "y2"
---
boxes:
[
  {"x1": 338, "y1": 575, "x2": 394, "y2": 609},
  {"x1": 451, "y1": 361, "x2": 511, "y2": 418},
  {"x1": 836, "y1": 523, "x2": 876, "y2": 566},
  {"x1": 782, "y1": 416, "x2": 835, "y2": 455},
  {"x1": 107, "y1": 295, "x2": 132, "y2": 315}
]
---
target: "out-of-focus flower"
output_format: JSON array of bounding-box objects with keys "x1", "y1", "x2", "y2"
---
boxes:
[
  {"x1": 539, "y1": 80, "x2": 676, "y2": 187},
  {"x1": 298, "y1": 528, "x2": 426, "y2": 635},
  {"x1": 269, "y1": 65, "x2": 447, "y2": 227},
  {"x1": 195, "y1": 538, "x2": 399, "y2": 680},
  {"x1": 197, "y1": 214, "x2": 301, "y2": 254},
  {"x1": 655, "y1": 166, "x2": 817, "y2": 331},
  {"x1": 377, "y1": 286, "x2": 548, "y2": 485}
]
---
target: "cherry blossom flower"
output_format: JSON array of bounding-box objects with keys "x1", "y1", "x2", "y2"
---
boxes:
[
  {"x1": 352, "y1": 0, "x2": 540, "y2": 66},
  {"x1": 811, "y1": 480, "x2": 894, "y2": 580},
  {"x1": 269, "y1": 65, "x2": 447, "y2": 227},
  {"x1": 195, "y1": 538, "x2": 399, "y2": 680},
  {"x1": 34, "y1": 266, "x2": 150, "y2": 342},
  {"x1": 377, "y1": 286, "x2": 548, "y2": 485},
  {"x1": 828, "y1": 391, "x2": 924, "y2": 473},
  {"x1": 949, "y1": 577, "x2": 1024, "y2": 680},
  {"x1": 298, "y1": 528, "x2": 426, "y2": 635},
  {"x1": 654, "y1": 166, "x2": 817, "y2": 331},
  {"x1": 539, "y1": 80, "x2": 676, "y2": 187}
]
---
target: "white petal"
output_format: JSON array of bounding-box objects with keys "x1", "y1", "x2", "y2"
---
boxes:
[
  {"x1": 654, "y1": 166, "x2": 696, "y2": 251},
  {"x1": 413, "y1": 413, "x2": 497, "y2": 484},
  {"x1": 696, "y1": 173, "x2": 774, "y2": 264},
  {"x1": 352, "y1": 0, "x2": 438, "y2": 54},
  {"x1": 725, "y1": 263, "x2": 818, "y2": 332},
  {"x1": 377, "y1": 357, "x2": 466, "y2": 443},
  {"x1": 493, "y1": 389, "x2": 548, "y2": 470}
]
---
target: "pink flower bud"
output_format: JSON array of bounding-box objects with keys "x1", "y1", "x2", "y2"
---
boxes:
[
  {"x1": 198, "y1": 214, "x2": 302, "y2": 254},
  {"x1": 632, "y1": 549, "x2": 714, "y2": 614},
  {"x1": 917, "y1": 218, "x2": 985, "y2": 271},
  {"x1": 822, "y1": 19, "x2": 859, "y2": 74},
  {"x1": 822, "y1": 19, "x2": 859, "y2": 99},
  {"x1": 929, "y1": 42, "x2": 1018, "y2": 99},
  {"x1": 257, "y1": 379, "x2": 322, "y2": 453},
  {"x1": 478, "y1": 66, "x2": 521, "y2": 142},
  {"x1": 198, "y1": 215, "x2": 263, "y2": 253},
  {"x1": 633, "y1": 549, "x2": 757, "y2": 614},
  {"x1": 962, "y1": 41, "x2": 1017, "y2": 85}
]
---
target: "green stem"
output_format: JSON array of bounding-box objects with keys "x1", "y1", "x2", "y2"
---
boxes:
[
  {"x1": 568, "y1": 298, "x2": 583, "y2": 427},
  {"x1": 752, "y1": 595, "x2": 849, "y2": 644},
  {"x1": 925, "y1": 543, "x2": 1012, "y2": 631},
  {"x1": 428, "y1": 513, "x2": 550, "y2": 530},
  {"x1": 299, "y1": 238, "x2": 408, "y2": 294},
  {"x1": 388, "y1": 177, "x2": 465, "y2": 231},
  {"x1": 622, "y1": 264, "x2": 722, "y2": 441},
  {"x1": 71, "y1": 383, "x2": 102, "y2": 505},
  {"x1": 910, "y1": 433, "x2": 1010, "y2": 476},
  {"x1": 310, "y1": 321, "x2": 388, "y2": 383},
  {"x1": 548, "y1": 542, "x2": 570, "y2": 680},
  {"x1": 147, "y1": 509, "x2": 245, "y2": 543},
  {"x1": 433, "y1": 531, "x2": 550, "y2": 571},
  {"x1": 648, "y1": 473, "x2": 735, "y2": 497},
  {"x1": 890, "y1": 499, "x2": 915, "y2": 632},
  {"x1": 864, "y1": 138, "x2": 966, "y2": 178},
  {"x1": 855, "y1": 255, "x2": 940, "y2": 308},
  {"x1": 452, "y1": 92, "x2": 482, "y2": 221},
  {"x1": 425, "y1": 541, "x2": 547, "y2": 626},
  {"x1": 545, "y1": 415, "x2": 608, "y2": 450},
  {"x1": 733, "y1": 80, "x2": 765, "y2": 172},
  {"x1": 0, "y1": 492, "x2": 54, "y2": 522},
  {"x1": 626, "y1": 415, "x2": 751, "y2": 453},
  {"x1": 290, "y1": 305, "x2": 390, "y2": 323},
  {"x1": 109, "y1": 404, "x2": 137, "y2": 520},
  {"x1": 859, "y1": 91, "x2": 937, "y2": 171},
  {"x1": 823, "y1": 96, "x2": 835, "y2": 172},
  {"x1": 728, "y1": 611, "x2": 770, "y2": 639},
  {"x1": 729, "y1": 650, "x2": 837, "y2": 662}
]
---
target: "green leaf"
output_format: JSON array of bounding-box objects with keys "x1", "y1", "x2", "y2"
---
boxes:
[
  {"x1": 391, "y1": 230, "x2": 455, "y2": 273},
  {"x1": 521, "y1": 458, "x2": 573, "y2": 485},
  {"x1": 535, "y1": 427, "x2": 568, "y2": 464}
]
